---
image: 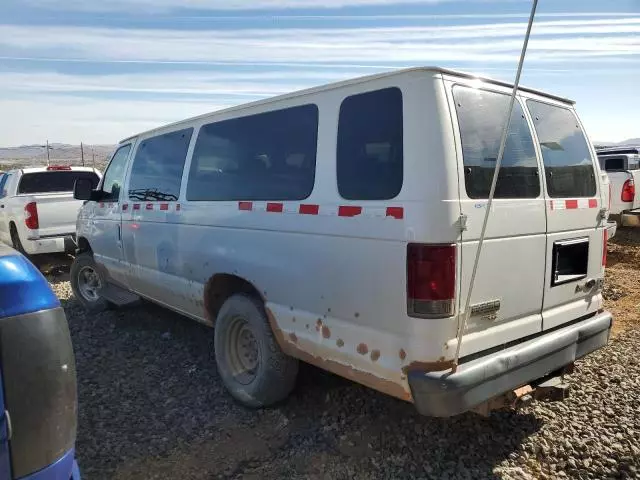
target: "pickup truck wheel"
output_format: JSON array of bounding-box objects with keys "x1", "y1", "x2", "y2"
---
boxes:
[
  {"x1": 10, "y1": 225, "x2": 26, "y2": 255},
  {"x1": 214, "y1": 294, "x2": 298, "y2": 407},
  {"x1": 71, "y1": 253, "x2": 109, "y2": 312}
]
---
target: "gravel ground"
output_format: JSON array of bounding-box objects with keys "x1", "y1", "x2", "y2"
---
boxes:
[{"x1": 46, "y1": 230, "x2": 640, "y2": 480}]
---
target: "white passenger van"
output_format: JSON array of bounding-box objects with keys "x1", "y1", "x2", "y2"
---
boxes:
[{"x1": 72, "y1": 67, "x2": 612, "y2": 417}]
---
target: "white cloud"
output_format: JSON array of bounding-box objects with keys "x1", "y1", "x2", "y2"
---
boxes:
[
  {"x1": 1, "y1": 19, "x2": 639, "y2": 66},
  {"x1": 25, "y1": 0, "x2": 474, "y2": 12},
  {"x1": 0, "y1": 94, "x2": 229, "y2": 145}
]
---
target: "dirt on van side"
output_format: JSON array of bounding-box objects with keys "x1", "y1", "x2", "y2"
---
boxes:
[{"x1": 603, "y1": 227, "x2": 640, "y2": 335}]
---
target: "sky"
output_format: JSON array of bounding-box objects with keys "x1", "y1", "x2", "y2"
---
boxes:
[{"x1": 0, "y1": 0, "x2": 639, "y2": 146}]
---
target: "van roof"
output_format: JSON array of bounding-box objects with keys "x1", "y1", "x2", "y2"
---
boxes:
[{"x1": 120, "y1": 66, "x2": 575, "y2": 144}]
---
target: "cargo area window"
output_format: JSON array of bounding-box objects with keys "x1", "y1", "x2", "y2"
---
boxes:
[
  {"x1": 187, "y1": 104, "x2": 318, "y2": 201},
  {"x1": 526, "y1": 100, "x2": 596, "y2": 198},
  {"x1": 337, "y1": 87, "x2": 403, "y2": 200},
  {"x1": 453, "y1": 86, "x2": 540, "y2": 199}
]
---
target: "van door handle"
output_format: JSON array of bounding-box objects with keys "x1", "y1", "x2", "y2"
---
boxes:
[{"x1": 116, "y1": 224, "x2": 122, "y2": 243}]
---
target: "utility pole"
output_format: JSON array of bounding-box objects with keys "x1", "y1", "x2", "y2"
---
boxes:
[
  {"x1": 81, "y1": 142, "x2": 85, "y2": 166},
  {"x1": 91, "y1": 146, "x2": 95, "y2": 169},
  {"x1": 46, "y1": 140, "x2": 50, "y2": 166}
]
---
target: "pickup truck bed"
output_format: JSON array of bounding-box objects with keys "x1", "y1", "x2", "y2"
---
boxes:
[{"x1": 0, "y1": 167, "x2": 101, "y2": 255}]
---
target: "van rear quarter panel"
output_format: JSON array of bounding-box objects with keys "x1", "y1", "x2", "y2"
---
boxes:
[{"x1": 128, "y1": 71, "x2": 462, "y2": 400}]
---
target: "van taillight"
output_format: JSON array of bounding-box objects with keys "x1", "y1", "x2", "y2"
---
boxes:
[
  {"x1": 407, "y1": 244, "x2": 456, "y2": 318},
  {"x1": 24, "y1": 202, "x2": 39, "y2": 229},
  {"x1": 621, "y1": 179, "x2": 635, "y2": 203}
]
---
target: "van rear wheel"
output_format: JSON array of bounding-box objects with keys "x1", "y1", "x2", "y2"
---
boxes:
[
  {"x1": 214, "y1": 294, "x2": 298, "y2": 407},
  {"x1": 71, "y1": 252, "x2": 110, "y2": 312}
]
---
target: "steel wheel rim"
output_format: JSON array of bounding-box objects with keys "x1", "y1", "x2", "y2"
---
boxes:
[
  {"x1": 226, "y1": 316, "x2": 260, "y2": 385},
  {"x1": 77, "y1": 266, "x2": 102, "y2": 302}
]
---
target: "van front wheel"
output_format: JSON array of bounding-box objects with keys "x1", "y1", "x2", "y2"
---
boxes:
[
  {"x1": 71, "y1": 252, "x2": 110, "y2": 312},
  {"x1": 214, "y1": 294, "x2": 298, "y2": 407}
]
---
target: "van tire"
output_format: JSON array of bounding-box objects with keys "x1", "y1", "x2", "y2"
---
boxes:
[
  {"x1": 71, "y1": 252, "x2": 110, "y2": 312},
  {"x1": 214, "y1": 294, "x2": 298, "y2": 407}
]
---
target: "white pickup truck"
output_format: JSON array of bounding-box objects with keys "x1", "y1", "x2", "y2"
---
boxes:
[
  {"x1": 0, "y1": 166, "x2": 101, "y2": 255},
  {"x1": 597, "y1": 146, "x2": 640, "y2": 227}
]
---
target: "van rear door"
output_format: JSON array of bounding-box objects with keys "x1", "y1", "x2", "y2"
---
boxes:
[
  {"x1": 525, "y1": 99, "x2": 605, "y2": 330},
  {"x1": 448, "y1": 83, "x2": 547, "y2": 356}
]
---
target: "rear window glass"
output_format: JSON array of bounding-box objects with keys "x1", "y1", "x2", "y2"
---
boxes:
[
  {"x1": 17, "y1": 170, "x2": 100, "y2": 194},
  {"x1": 526, "y1": 100, "x2": 596, "y2": 198},
  {"x1": 599, "y1": 156, "x2": 625, "y2": 171},
  {"x1": 337, "y1": 87, "x2": 403, "y2": 200},
  {"x1": 187, "y1": 104, "x2": 318, "y2": 201},
  {"x1": 129, "y1": 128, "x2": 193, "y2": 201},
  {"x1": 453, "y1": 86, "x2": 540, "y2": 199}
]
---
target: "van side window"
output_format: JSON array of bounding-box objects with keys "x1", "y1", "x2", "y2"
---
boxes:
[
  {"x1": 453, "y1": 87, "x2": 540, "y2": 199},
  {"x1": 101, "y1": 144, "x2": 131, "y2": 202},
  {"x1": 129, "y1": 128, "x2": 193, "y2": 202},
  {"x1": 337, "y1": 87, "x2": 403, "y2": 200},
  {"x1": 187, "y1": 104, "x2": 318, "y2": 201},
  {"x1": 526, "y1": 100, "x2": 596, "y2": 198},
  {"x1": 0, "y1": 173, "x2": 9, "y2": 198}
]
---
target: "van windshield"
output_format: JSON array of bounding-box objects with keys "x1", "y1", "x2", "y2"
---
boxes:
[{"x1": 526, "y1": 100, "x2": 596, "y2": 198}]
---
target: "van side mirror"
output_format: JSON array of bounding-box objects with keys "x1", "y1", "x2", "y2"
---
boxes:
[{"x1": 73, "y1": 178, "x2": 94, "y2": 201}]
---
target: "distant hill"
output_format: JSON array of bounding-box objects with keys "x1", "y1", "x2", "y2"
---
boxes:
[{"x1": 0, "y1": 143, "x2": 115, "y2": 171}]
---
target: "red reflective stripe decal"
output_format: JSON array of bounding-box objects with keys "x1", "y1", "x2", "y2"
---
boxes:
[
  {"x1": 145, "y1": 203, "x2": 153, "y2": 210},
  {"x1": 239, "y1": 201, "x2": 253, "y2": 211},
  {"x1": 133, "y1": 203, "x2": 140, "y2": 211},
  {"x1": 122, "y1": 203, "x2": 129, "y2": 211},
  {"x1": 299, "y1": 204, "x2": 319, "y2": 215},
  {"x1": 266, "y1": 202, "x2": 283, "y2": 213},
  {"x1": 603, "y1": 229, "x2": 608, "y2": 266},
  {"x1": 386, "y1": 207, "x2": 404, "y2": 219},
  {"x1": 588, "y1": 198, "x2": 598, "y2": 208},
  {"x1": 99, "y1": 202, "x2": 105, "y2": 208},
  {"x1": 565, "y1": 199, "x2": 578, "y2": 209},
  {"x1": 160, "y1": 203, "x2": 169, "y2": 211},
  {"x1": 338, "y1": 206, "x2": 362, "y2": 217}
]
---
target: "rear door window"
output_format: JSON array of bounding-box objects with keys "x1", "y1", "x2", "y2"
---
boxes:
[
  {"x1": 129, "y1": 128, "x2": 193, "y2": 201},
  {"x1": 453, "y1": 86, "x2": 540, "y2": 199},
  {"x1": 17, "y1": 171, "x2": 100, "y2": 194},
  {"x1": 0, "y1": 174, "x2": 7, "y2": 198},
  {"x1": 526, "y1": 100, "x2": 596, "y2": 198}
]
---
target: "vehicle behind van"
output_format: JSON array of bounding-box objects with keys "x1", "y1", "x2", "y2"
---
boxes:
[
  {"x1": 72, "y1": 67, "x2": 612, "y2": 417},
  {"x1": 597, "y1": 146, "x2": 640, "y2": 227}
]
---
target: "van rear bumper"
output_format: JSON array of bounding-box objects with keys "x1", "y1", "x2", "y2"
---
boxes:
[{"x1": 407, "y1": 311, "x2": 612, "y2": 417}]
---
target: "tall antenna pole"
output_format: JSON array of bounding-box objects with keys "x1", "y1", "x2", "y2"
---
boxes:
[
  {"x1": 46, "y1": 140, "x2": 50, "y2": 166},
  {"x1": 452, "y1": 0, "x2": 538, "y2": 372},
  {"x1": 81, "y1": 142, "x2": 85, "y2": 166},
  {"x1": 91, "y1": 146, "x2": 95, "y2": 169}
]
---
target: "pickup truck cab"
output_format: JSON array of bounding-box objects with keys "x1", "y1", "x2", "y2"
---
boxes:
[
  {"x1": 597, "y1": 146, "x2": 640, "y2": 227},
  {"x1": 0, "y1": 166, "x2": 101, "y2": 255},
  {"x1": 72, "y1": 67, "x2": 612, "y2": 417}
]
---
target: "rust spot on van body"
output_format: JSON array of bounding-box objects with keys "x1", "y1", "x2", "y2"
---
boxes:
[
  {"x1": 402, "y1": 359, "x2": 456, "y2": 375},
  {"x1": 399, "y1": 349, "x2": 407, "y2": 361},
  {"x1": 336, "y1": 339, "x2": 344, "y2": 348},
  {"x1": 315, "y1": 319, "x2": 322, "y2": 332},
  {"x1": 357, "y1": 343, "x2": 368, "y2": 355},
  {"x1": 370, "y1": 350, "x2": 380, "y2": 362},
  {"x1": 322, "y1": 326, "x2": 331, "y2": 339},
  {"x1": 289, "y1": 332, "x2": 298, "y2": 343},
  {"x1": 266, "y1": 308, "x2": 411, "y2": 402}
]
